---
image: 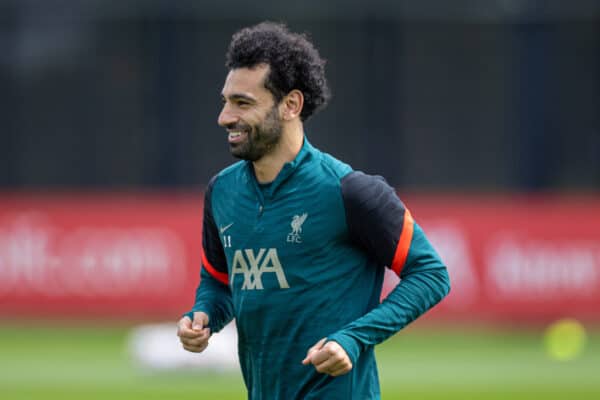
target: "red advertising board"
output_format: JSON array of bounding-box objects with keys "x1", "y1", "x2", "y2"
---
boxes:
[
  {"x1": 398, "y1": 194, "x2": 600, "y2": 323},
  {"x1": 0, "y1": 193, "x2": 203, "y2": 319},
  {"x1": 1, "y1": 192, "x2": 599, "y2": 323}
]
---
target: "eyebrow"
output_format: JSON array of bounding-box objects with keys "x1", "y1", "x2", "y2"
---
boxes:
[{"x1": 221, "y1": 93, "x2": 257, "y2": 103}]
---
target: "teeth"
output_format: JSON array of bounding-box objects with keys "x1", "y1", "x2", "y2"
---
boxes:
[{"x1": 229, "y1": 131, "x2": 242, "y2": 138}]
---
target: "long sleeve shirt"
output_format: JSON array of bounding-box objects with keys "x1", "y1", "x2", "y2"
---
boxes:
[{"x1": 186, "y1": 138, "x2": 450, "y2": 400}]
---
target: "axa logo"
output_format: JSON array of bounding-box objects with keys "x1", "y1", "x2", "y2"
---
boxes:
[
  {"x1": 231, "y1": 248, "x2": 289, "y2": 290},
  {"x1": 287, "y1": 213, "x2": 308, "y2": 244}
]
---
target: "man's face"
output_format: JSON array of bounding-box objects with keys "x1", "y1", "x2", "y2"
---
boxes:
[{"x1": 218, "y1": 65, "x2": 283, "y2": 161}]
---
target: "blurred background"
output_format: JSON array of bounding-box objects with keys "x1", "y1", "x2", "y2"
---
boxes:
[{"x1": 1, "y1": 0, "x2": 599, "y2": 399}]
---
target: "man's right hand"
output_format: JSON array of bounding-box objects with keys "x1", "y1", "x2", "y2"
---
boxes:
[{"x1": 177, "y1": 311, "x2": 211, "y2": 353}]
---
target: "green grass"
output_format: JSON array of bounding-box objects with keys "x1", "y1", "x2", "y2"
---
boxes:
[{"x1": 1, "y1": 322, "x2": 599, "y2": 399}]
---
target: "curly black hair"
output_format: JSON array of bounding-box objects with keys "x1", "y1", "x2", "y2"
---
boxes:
[{"x1": 225, "y1": 21, "x2": 331, "y2": 122}]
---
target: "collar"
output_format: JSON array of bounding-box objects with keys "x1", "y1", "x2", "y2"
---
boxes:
[{"x1": 246, "y1": 136, "x2": 315, "y2": 201}]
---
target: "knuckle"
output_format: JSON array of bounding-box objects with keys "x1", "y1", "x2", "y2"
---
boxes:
[
  {"x1": 179, "y1": 331, "x2": 191, "y2": 339},
  {"x1": 178, "y1": 329, "x2": 189, "y2": 338},
  {"x1": 183, "y1": 343, "x2": 204, "y2": 353}
]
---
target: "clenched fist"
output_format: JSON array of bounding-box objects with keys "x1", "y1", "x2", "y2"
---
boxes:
[
  {"x1": 177, "y1": 311, "x2": 211, "y2": 353},
  {"x1": 302, "y1": 338, "x2": 352, "y2": 377}
]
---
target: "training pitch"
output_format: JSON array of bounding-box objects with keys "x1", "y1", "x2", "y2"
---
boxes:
[{"x1": 1, "y1": 322, "x2": 599, "y2": 399}]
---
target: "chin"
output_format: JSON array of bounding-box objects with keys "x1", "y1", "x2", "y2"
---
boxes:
[
  {"x1": 229, "y1": 149, "x2": 252, "y2": 161},
  {"x1": 229, "y1": 143, "x2": 265, "y2": 162}
]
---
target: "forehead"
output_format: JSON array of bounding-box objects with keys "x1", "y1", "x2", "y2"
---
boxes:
[{"x1": 221, "y1": 64, "x2": 272, "y2": 101}]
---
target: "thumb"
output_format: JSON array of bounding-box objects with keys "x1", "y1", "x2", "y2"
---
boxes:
[
  {"x1": 178, "y1": 315, "x2": 193, "y2": 330},
  {"x1": 302, "y1": 338, "x2": 327, "y2": 365},
  {"x1": 192, "y1": 312, "x2": 209, "y2": 331}
]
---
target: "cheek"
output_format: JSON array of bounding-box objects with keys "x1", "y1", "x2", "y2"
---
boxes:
[{"x1": 241, "y1": 113, "x2": 260, "y2": 128}]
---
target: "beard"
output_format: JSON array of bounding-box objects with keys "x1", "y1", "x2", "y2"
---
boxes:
[{"x1": 228, "y1": 106, "x2": 283, "y2": 162}]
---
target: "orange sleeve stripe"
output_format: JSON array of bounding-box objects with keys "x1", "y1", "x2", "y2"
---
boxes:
[
  {"x1": 391, "y1": 209, "x2": 414, "y2": 276},
  {"x1": 201, "y1": 248, "x2": 229, "y2": 285}
]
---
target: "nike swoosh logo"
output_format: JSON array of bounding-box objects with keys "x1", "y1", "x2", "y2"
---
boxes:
[{"x1": 220, "y1": 222, "x2": 234, "y2": 234}]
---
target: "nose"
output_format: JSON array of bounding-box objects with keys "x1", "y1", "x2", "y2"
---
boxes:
[{"x1": 217, "y1": 103, "x2": 237, "y2": 127}]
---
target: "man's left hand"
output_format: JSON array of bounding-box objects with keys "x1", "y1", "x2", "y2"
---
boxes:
[{"x1": 301, "y1": 338, "x2": 353, "y2": 376}]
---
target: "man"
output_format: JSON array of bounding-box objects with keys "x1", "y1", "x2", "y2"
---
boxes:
[{"x1": 177, "y1": 21, "x2": 450, "y2": 399}]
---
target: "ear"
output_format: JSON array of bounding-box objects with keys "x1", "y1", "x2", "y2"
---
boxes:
[{"x1": 280, "y1": 89, "x2": 304, "y2": 121}]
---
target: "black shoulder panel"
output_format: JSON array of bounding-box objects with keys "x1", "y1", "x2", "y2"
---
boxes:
[
  {"x1": 202, "y1": 175, "x2": 228, "y2": 274},
  {"x1": 341, "y1": 171, "x2": 407, "y2": 268}
]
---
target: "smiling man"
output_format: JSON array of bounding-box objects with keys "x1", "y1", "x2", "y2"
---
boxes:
[{"x1": 177, "y1": 22, "x2": 450, "y2": 399}]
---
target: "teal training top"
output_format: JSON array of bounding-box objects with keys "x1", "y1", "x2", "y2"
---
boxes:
[{"x1": 186, "y1": 138, "x2": 450, "y2": 399}]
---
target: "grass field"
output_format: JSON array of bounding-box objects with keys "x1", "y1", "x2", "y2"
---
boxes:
[{"x1": 1, "y1": 322, "x2": 599, "y2": 399}]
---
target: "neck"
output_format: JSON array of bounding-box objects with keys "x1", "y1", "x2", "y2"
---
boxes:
[{"x1": 252, "y1": 122, "x2": 304, "y2": 184}]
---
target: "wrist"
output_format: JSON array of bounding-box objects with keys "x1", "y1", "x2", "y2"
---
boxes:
[{"x1": 326, "y1": 333, "x2": 360, "y2": 365}]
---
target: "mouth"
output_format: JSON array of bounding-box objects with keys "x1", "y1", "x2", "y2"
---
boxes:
[{"x1": 228, "y1": 130, "x2": 248, "y2": 144}]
